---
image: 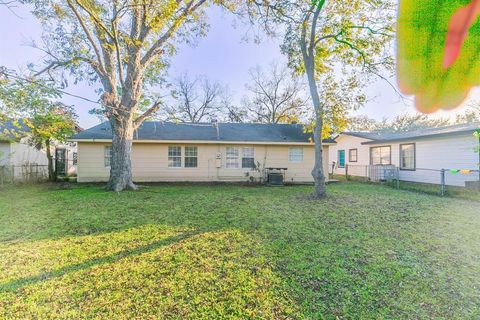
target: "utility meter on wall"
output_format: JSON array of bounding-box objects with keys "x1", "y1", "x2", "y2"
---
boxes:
[{"x1": 215, "y1": 152, "x2": 222, "y2": 168}]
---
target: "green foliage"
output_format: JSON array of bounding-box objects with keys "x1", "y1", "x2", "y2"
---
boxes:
[
  {"x1": 0, "y1": 183, "x2": 479, "y2": 318},
  {"x1": 0, "y1": 77, "x2": 77, "y2": 147},
  {"x1": 26, "y1": 104, "x2": 78, "y2": 149}
]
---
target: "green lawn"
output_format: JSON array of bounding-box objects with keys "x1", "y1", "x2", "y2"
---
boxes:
[{"x1": 0, "y1": 182, "x2": 479, "y2": 319}]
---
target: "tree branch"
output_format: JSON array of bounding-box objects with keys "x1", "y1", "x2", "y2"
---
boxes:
[{"x1": 134, "y1": 100, "x2": 162, "y2": 128}]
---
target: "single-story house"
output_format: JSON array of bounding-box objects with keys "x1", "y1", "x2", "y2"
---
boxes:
[
  {"x1": 70, "y1": 121, "x2": 335, "y2": 183},
  {"x1": 0, "y1": 119, "x2": 77, "y2": 180},
  {"x1": 329, "y1": 122, "x2": 480, "y2": 187}
]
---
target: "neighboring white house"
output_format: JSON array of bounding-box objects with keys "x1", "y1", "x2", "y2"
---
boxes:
[
  {"x1": 0, "y1": 120, "x2": 77, "y2": 180},
  {"x1": 329, "y1": 123, "x2": 480, "y2": 187},
  {"x1": 70, "y1": 122, "x2": 335, "y2": 184}
]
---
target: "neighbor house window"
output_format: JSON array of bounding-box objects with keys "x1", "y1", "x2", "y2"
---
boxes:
[
  {"x1": 289, "y1": 147, "x2": 303, "y2": 163},
  {"x1": 168, "y1": 146, "x2": 182, "y2": 168},
  {"x1": 349, "y1": 149, "x2": 358, "y2": 163},
  {"x1": 370, "y1": 146, "x2": 391, "y2": 165},
  {"x1": 242, "y1": 147, "x2": 255, "y2": 168},
  {"x1": 400, "y1": 143, "x2": 416, "y2": 170},
  {"x1": 338, "y1": 150, "x2": 346, "y2": 168},
  {"x1": 226, "y1": 147, "x2": 240, "y2": 168},
  {"x1": 104, "y1": 146, "x2": 112, "y2": 167},
  {"x1": 184, "y1": 146, "x2": 198, "y2": 168},
  {"x1": 73, "y1": 152, "x2": 78, "y2": 165}
]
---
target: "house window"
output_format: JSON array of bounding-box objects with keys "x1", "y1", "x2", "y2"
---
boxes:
[
  {"x1": 400, "y1": 143, "x2": 416, "y2": 170},
  {"x1": 338, "y1": 150, "x2": 345, "y2": 168},
  {"x1": 226, "y1": 147, "x2": 240, "y2": 168},
  {"x1": 289, "y1": 147, "x2": 303, "y2": 163},
  {"x1": 104, "y1": 146, "x2": 112, "y2": 167},
  {"x1": 349, "y1": 149, "x2": 358, "y2": 162},
  {"x1": 370, "y1": 146, "x2": 391, "y2": 165},
  {"x1": 168, "y1": 146, "x2": 182, "y2": 168},
  {"x1": 73, "y1": 152, "x2": 78, "y2": 165},
  {"x1": 242, "y1": 147, "x2": 255, "y2": 168},
  {"x1": 184, "y1": 146, "x2": 198, "y2": 168}
]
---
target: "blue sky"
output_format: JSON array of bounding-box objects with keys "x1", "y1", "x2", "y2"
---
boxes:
[{"x1": 0, "y1": 5, "x2": 471, "y2": 128}]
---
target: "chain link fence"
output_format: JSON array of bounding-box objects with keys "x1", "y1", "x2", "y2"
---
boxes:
[
  {"x1": 330, "y1": 163, "x2": 480, "y2": 198},
  {"x1": 0, "y1": 164, "x2": 49, "y2": 186}
]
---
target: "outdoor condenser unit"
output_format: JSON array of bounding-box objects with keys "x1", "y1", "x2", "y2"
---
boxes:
[{"x1": 268, "y1": 173, "x2": 284, "y2": 186}]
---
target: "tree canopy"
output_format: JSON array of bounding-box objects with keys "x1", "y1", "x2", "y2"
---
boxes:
[{"x1": 248, "y1": 0, "x2": 395, "y2": 197}]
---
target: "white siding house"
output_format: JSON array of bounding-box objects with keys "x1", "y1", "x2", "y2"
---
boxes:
[
  {"x1": 0, "y1": 120, "x2": 77, "y2": 181},
  {"x1": 329, "y1": 123, "x2": 480, "y2": 187}
]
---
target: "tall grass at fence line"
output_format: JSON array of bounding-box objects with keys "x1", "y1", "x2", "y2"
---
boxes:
[
  {"x1": 0, "y1": 164, "x2": 49, "y2": 185},
  {"x1": 382, "y1": 180, "x2": 479, "y2": 201}
]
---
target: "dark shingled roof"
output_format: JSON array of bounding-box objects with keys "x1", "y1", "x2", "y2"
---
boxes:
[
  {"x1": 340, "y1": 122, "x2": 480, "y2": 144},
  {"x1": 0, "y1": 119, "x2": 30, "y2": 141},
  {"x1": 71, "y1": 121, "x2": 336, "y2": 144}
]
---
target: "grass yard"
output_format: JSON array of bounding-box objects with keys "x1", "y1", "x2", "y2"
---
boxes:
[{"x1": 0, "y1": 182, "x2": 479, "y2": 319}]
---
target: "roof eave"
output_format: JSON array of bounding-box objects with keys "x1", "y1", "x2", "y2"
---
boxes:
[
  {"x1": 69, "y1": 138, "x2": 336, "y2": 145},
  {"x1": 361, "y1": 130, "x2": 477, "y2": 145}
]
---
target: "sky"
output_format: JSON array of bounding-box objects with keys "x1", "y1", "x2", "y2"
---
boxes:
[{"x1": 0, "y1": 4, "x2": 473, "y2": 129}]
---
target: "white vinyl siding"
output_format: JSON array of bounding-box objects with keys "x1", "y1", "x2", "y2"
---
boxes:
[{"x1": 289, "y1": 147, "x2": 303, "y2": 163}]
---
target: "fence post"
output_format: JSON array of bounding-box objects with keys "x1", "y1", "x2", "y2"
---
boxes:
[
  {"x1": 440, "y1": 169, "x2": 446, "y2": 196},
  {"x1": 396, "y1": 167, "x2": 400, "y2": 189},
  {"x1": 345, "y1": 164, "x2": 349, "y2": 181}
]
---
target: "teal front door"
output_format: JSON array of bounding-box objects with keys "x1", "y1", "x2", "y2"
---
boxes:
[{"x1": 338, "y1": 150, "x2": 345, "y2": 168}]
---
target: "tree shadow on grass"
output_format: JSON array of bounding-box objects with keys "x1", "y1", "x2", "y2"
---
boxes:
[{"x1": 0, "y1": 230, "x2": 199, "y2": 293}]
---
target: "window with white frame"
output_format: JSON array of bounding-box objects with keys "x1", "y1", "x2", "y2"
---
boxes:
[
  {"x1": 370, "y1": 146, "x2": 391, "y2": 165},
  {"x1": 168, "y1": 146, "x2": 182, "y2": 168},
  {"x1": 226, "y1": 147, "x2": 240, "y2": 168},
  {"x1": 349, "y1": 149, "x2": 358, "y2": 162},
  {"x1": 400, "y1": 143, "x2": 416, "y2": 170},
  {"x1": 184, "y1": 146, "x2": 198, "y2": 168},
  {"x1": 242, "y1": 147, "x2": 255, "y2": 168},
  {"x1": 289, "y1": 147, "x2": 303, "y2": 163},
  {"x1": 104, "y1": 146, "x2": 112, "y2": 167}
]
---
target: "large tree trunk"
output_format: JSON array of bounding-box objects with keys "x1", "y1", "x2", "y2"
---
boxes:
[
  {"x1": 311, "y1": 110, "x2": 326, "y2": 198},
  {"x1": 305, "y1": 57, "x2": 326, "y2": 198},
  {"x1": 106, "y1": 117, "x2": 138, "y2": 192},
  {"x1": 45, "y1": 139, "x2": 55, "y2": 182}
]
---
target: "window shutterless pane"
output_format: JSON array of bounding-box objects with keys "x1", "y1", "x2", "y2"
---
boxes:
[
  {"x1": 349, "y1": 149, "x2": 357, "y2": 162},
  {"x1": 400, "y1": 144, "x2": 415, "y2": 169},
  {"x1": 185, "y1": 157, "x2": 198, "y2": 168},
  {"x1": 184, "y1": 146, "x2": 198, "y2": 168},
  {"x1": 104, "y1": 146, "x2": 112, "y2": 167},
  {"x1": 226, "y1": 147, "x2": 240, "y2": 168},
  {"x1": 289, "y1": 148, "x2": 303, "y2": 162},
  {"x1": 185, "y1": 146, "x2": 198, "y2": 157},
  {"x1": 168, "y1": 146, "x2": 182, "y2": 168},
  {"x1": 168, "y1": 146, "x2": 181, "y2": 157},
  {"x1": 370, "y1": 146, "x2": 391, "y2": 165},
  {"x1": 242, "y1": 158, "x2": 255, "y2": 168},
  {"x1": 242, "y1": 147, "x2": 255, "y2": 168}
]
